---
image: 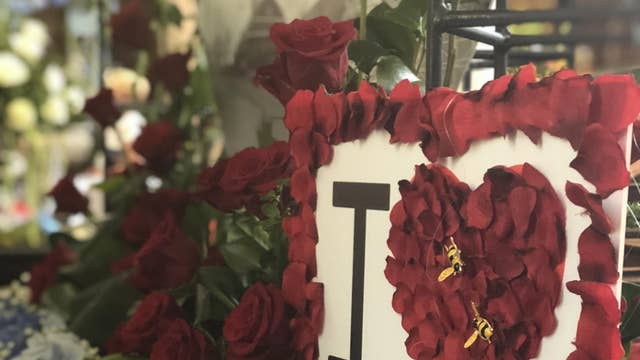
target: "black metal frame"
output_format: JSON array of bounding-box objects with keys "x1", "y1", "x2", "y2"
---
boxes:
[{"x1": 425, "y1": 0, "x2": 640, "y2": 89}]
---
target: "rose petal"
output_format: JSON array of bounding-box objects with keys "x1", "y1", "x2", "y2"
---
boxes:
[
  {"x1": 570, "y1": 123, "x2": 630, "y2": 198},
  {"x1": 565, "y1": 181, "x2": 612, "y2": 234}
]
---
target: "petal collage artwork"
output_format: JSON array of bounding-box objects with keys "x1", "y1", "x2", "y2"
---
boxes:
[{"x1": 281, "y1": 64, "x2": 640, "y2": 359}]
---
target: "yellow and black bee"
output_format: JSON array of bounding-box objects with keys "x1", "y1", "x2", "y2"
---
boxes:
[
  {"x1": 464, "y1": 302, "x2": 494, "y2": 349},
  {"x1": 437, "y1": 237, "x2": 464, "y2": 282}
]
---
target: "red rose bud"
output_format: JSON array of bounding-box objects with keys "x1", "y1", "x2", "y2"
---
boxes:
[
  {"x1": 83, "y1": 88, "x2": 122, "y2": 128},
  {"x1": 148, "y1": 52, "x2": 191, "y2": 92},
  {"x1": 223, "y1": 283, "x2": 293, "y2": 359},
  {"x1": 49, "y1": 175, "x2": 88, "y2": 214},
  {"x1": 129, "y1": 213, "x2": 199, "y2": 292},
  {"x1": 29, "y1": 242, "x2": 76, "y2": 303},
  {"x1": 255, "y1": 16, "x2": 356, "y2": 105},
  {"x1": 150, "y1": 318, "x2": 218, "y2": 360},
  {"x1": 133, "y1": 121, "x2": 183, "y2": 173},
  {"x1": 121, "y1": 189, "x2": 189, "y2": 246},
  {"x1": 197, "y1": 141, "x2": 293, "y2": 212},
  {"x1": 107, "y1": 293, "x2": 181, "y2": 356},
  {"x1": 110, "y1": 0, "x2": 154, "y2": 50}
]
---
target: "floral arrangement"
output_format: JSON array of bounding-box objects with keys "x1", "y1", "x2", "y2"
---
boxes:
[
  {"x1": 0, "y1": 14, "x2": 87, "y2": 246},
  {"x1": 26, "y1": 1, "x2": 640, "y2": 360}
]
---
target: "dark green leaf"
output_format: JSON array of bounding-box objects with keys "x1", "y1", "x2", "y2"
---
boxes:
[
  {"x1": 59, "y1": 220, "x2": 132, "y2": 287},
  {"x1": 69, "y1": 275, "x2": 142, "y2": 346},
  {"x1": 41, "y1": 283, "x2": 77, "y2": 321},
  {"x1": 369, "y1": 0, "x2": 427, "y2": 31},
  {"x1": 218, "y1": 240, "x2": 263, "y2": 275},
  {"x1": 622, "y1": 281, "x2": 640, "y2": 353},
  {"x1": 194, "y1": 284, "x2": 215, "y2": 324},
  {"x1": 348, "y1": 40, "x2": 390, "y2": 74},
  {"x1": 366, "y1": 16, "x2": 417, "y2": 69},
  {"x1": 101, "y1": 355, "x2": 146, "y2": 360},
  {"x1": 374, "y1": 55, "x2": 419, "y2": 92},
  {"x1": 181, "y1": 202, "x2": 220, "y2": 246},
  {"x1": 198, "y1": 266, "x2": 242, "y2": 320}
]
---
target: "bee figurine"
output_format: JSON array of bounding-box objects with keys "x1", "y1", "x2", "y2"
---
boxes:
[
  {"x1": 464, "y1": 302, "x2": 494, "y2": 349},
  {"x1": 437, "y1": 237, "x2": 464, "y2": 282}
]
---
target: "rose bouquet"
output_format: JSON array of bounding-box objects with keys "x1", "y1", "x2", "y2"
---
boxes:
[{"x1": 26, "y1": 0, "x2": 640, "y2": 359}]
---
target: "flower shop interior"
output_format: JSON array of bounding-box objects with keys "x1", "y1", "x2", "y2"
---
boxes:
[{"x1": 1, "y1": 0, "x2": 640, "y2": 359}]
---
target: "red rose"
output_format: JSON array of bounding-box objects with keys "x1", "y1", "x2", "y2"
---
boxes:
[
  {"x1": 148, "y1": 52, "x2": 191, "y2": 92},
  {"x1": 107, "y1": 293, "x2": 181, "y2": 355},
  {"x1": 150, "y1": 318, "x2": 218, "y2": 360},
  {"x1": 49, "y1": 175, "x2": 88, "y2": 214},
  {"x1": 29, "y1": 242, "x2": 76, "y2": 303},
  {"x1": 255, "y1": 17, "x2": 356, "y2": 105},
  {"x1": 121, "y1": 189, "x2": 189, "y2": 246},
  {"x1": 197, "y1": 141, "x2": 293, "y2": 212},
  {"x1": 223, "y1": 283, "x2": 293, "y2": 360},
  {"x1": 83, "y1": 88, "x2": 122, "y2": 128},
  {"x1": 110, "y1": 0, "x2": 153, "y2": 50},
  {"x1": 133, "y1": 121, "x2": 183, "y2": 173},
  {"x1": 129, "y1": 213, "x2": 200, "y2": 292}
]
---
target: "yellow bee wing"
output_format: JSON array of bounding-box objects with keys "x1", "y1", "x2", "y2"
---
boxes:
[
  {"x1": 438, "y1": 267, "x2": 454, "y2": 282},
  {"x1": 464, "y1": 330, "x2": 479, "y2": 349}
]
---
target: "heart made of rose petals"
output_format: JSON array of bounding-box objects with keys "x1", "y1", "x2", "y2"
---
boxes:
[{"x1": 385, "y1": 162, "x2": 566, "y2": 360}]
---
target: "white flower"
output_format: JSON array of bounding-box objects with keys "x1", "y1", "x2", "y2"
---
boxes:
[
  {"x1": 13, "y1": 332, "x2": 86, "y2": 360},
  {"x1": 9, "y1": 32, "x2": 46, "y2": 65},
  {"x1": 0, "y1": 52, "x2": 30, "y2": 87},
  {"x1": 64, "y1": 86, "x2": 85, "y2": 115},
  {"x1": 103, "y1": 67, "x2": 151, "y2": 105},
  {"x1": 41, "y1": 96, "x2": 70, "y2": 126},
  {"x1": 2, "y1": 151, "x2": 27, "y2": 178},
  {"x1": 9, "y1": 19, "x2": 49, "y2": 65},
  {"x1": 6, "y1": 98, "x2": 37, "y2": 132},
  {"x1": 21, "y1": 19, "x2": 49, "y2": 48},
  {"x1": 42, "y1": 64, "x2": 66, "y2": 93},
  {"x1": 104, "y1": 110, "x2": 146, "y2": 151}
]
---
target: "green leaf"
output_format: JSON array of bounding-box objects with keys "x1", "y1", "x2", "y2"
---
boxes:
[
  {"x1": 41, "y1": 283, "x2": 77, "y2": 321},
  {"x1": 218, "y1": 240, "x2": 264, "y2": 274},
  {"x1": 364, "y1": 0, "x2": 427, "y2": 68},
  {"x1": 622, "y1": 282, "x2": 640, "y2": 351},
  {"x1": 181, "y1": 202, "x2": 220, "y2": 246},
  {"x1": 198, "y1": 266, "x2": 243, "y2": 320},
  {"x1": 69, "y1": 275, "x2": 142, "y2": 346},
  {"x1": 101, "y1": 355, "x2": 146, "y2": 360},
  {"x1": 369, "y1": 0, "x2": 427, "y2": 31},
  {"x1": 194, "y1": 284, "x2": 215, "y2": 324},
  {"x1": 60, "y1": 220, "x2": 132, "y2": 287},
  {"x1": 348, "y1": 40, "x2": 390, "y2": 74},
  {"x1": 374, "y1": 55, "x2": 420, "y2": 92}
]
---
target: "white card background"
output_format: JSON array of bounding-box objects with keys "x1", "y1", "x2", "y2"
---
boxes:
[{"x1": 315, "y1": 129, "x2": 630, "y2": 360}]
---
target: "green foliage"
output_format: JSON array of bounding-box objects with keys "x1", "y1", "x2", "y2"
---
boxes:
[
  {"x1": 622, "y1": 282, "x2": 640, "y2": 355},
  {"x1": 69, "y1": 274, "x2": 142, "y2": 346},
  {"x1": 40, "y1": 283, "x2": 77, "y2": 321},
  {"x1": 350, "y1": 0, "x2": 424, "y2": 90},
  {"x1": 59, "y1": 220, "x2": 133, "y2": 287},
  {"x1": 375, "y1": 55, "x2": 420, "y2": 92},
  {"x1": 216, "y1": 206, "x2": 288, "y2": 287}
]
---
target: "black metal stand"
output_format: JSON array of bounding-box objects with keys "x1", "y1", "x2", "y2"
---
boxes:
[{"x1": 425, "y1": 0, "x2": 640, "y2": 89}]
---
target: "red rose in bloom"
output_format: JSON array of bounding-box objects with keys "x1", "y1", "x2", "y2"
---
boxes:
[
  {"x1": 110, "y1": 0, "x2": 153, "y2": 50},
  {"x1": 149, "y1": 52, "x2": 191, "y2": 92},
  {"x1": 83, "y1": 88, "x2": 122, "y2": 128},
  {"x1": 107, "y1": 293, "x2": 181, "y2": 355},
  {"x1": 150, "y1": 318, "x2": 218, "y2": 360},
  {"x1": 133, "y1": 121, "x2": 183, "y2": 173},
  {"x1": 223, "y1": 283, "x2": 293, "y2": 360},
  {"x1": 255, "y1": 16, "x2": 356, "y2": 105},
  {"x1": 121, "y1": 189, "x2": 189, "y2": 246},
  {"x1": 129, "y1": 213, "x2": 199, "y2": 292},
  {"x1": 197, "y1": 141, "x2": 293, "y2": 212},
  {"x1": 49, "y1": 175, "x2": 88, "y2": 214},
  {"x1": 385, "y1": 163, "x2": 566, "y2": 359},
  {"x1": 29, "y1": 242, "x2": 76, "y2": 303}
]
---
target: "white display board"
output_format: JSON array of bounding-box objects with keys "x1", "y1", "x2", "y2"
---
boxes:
[{"x1": 315, "y1": 129, "x2": 630, "y2": 360}]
